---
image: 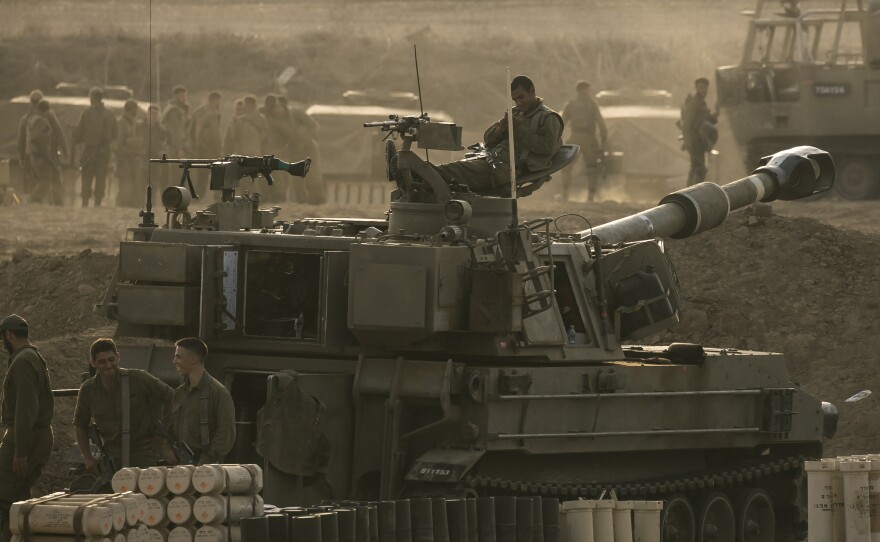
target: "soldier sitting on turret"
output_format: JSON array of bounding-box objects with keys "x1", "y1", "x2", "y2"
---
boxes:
[{"x1": 435, "y1": 75, "x2": 564, "y2": 195}]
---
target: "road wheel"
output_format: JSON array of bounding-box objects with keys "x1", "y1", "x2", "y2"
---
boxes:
[
  {"x1": 662, "y1": 494, "x2": 696, "y2": 542},
  {"x1": 698, "y1": 492, "x2": 736, "y2": 542},
  {"x1": 735, "y1": 489, "x2": 774, "y2": 542},
  {"x1": 834, "y1": 158, "x2": 880, "y2": 200}
]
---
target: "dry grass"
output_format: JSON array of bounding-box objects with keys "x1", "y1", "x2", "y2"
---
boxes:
[{"x1": 1, "y1": 0, "x2": 753, "y2": 130}]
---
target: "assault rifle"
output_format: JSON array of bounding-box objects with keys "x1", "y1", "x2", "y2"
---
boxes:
[
  {"x1": 150, "y1": 154, "x2": 311, "y2": 200},
  {"x1": 88, "y1": 424, "x2": 117, "y2": 490},
  {"x1": 155, "y1": 419, "x2": 198, "y2": 466},
  {"x1": 68, "y1": 424, "x2": 117, "y2": 493}
]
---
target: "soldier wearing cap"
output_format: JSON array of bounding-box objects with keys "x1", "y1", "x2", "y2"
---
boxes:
[
  {"x1": 73, "y1": 87, "x2": 118, "y2": 207},
  {"x1": 560, "y1": 80, "x2": 607, "y2": 202},
  {"x1": 0, "y1": 315, "x2": 54, "y2": 542}
]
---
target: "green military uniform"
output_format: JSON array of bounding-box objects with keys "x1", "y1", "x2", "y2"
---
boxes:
[
  {"x1": 18, "y1": 107, "x2": 68, "y2": 205},
  {"x1": 436, "y1": 98, "x2": 563, "y2": 195},
  {"x1": 115, "y1": 114, "x2": 145, "y2": 208},
  {"x1": 25, "y1": 111, "x2": 63, "y2": 206},
  {"x1": 161, "y1": 100, "x2": 189, "y2": 158},
  {"x1": 287, "y1": 107, "x2": 325, "y2": 204},
  {"x1": 188, "y1": 105, "x2": 222, "y2": 198},
  {"x1": 73, "y1": 103, "x2": 118, "y2": 206},
  {"x1": 169, "y1": 371, "x2": 235, "y2": 465},
  {"x1": 261, "y1": 111, "x2": 292, "y2": 203},
  {"x1": 73, "y1": 368, "x2": 174, "y2": 468},
  {"x1": 681, "y1": 93, "x2": 717, "y2": 186},
  {"x1": 147, "y1": 118, "x2": 170, "y2": 186},
  {"x1": 230, "y1": 112, "x2": 267, "y2": 156},
  {"x1": 0, "y1": 345, "x2": 54, "y2": 539},
  {"x1": 561, "y1": 95, "x2": 607, "y2": 201},
  {"x1": 18, "y1": 105, "x2": 66, "y2": 196}
]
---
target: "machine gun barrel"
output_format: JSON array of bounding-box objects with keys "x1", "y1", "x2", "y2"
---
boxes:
[{"x1": 579, "y1": 146, "x2": 834, "y2": 245}]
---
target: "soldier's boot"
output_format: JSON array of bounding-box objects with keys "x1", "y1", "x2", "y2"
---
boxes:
[{"x1": 82, "y1": 196, "x2": 89, "y2": 208}]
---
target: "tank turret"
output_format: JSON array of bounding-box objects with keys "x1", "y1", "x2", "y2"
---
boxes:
[{"x1": 106, "y1": 142, "x2": 838, "y2": 540}]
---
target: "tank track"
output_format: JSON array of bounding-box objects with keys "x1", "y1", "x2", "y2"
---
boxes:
[{"x1": 463, "y1": 454, "x2": 808, "y2": 499}]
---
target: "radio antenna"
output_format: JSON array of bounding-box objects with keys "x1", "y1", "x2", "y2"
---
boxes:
[
  {"x1": 413, "y1": 44, "x2": 428, "y2": 160},
  {"x1": 414, "y1": 44, "x2": 425, "y2": 116}
]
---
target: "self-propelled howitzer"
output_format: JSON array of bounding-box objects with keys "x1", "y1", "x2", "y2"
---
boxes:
[{"x1": 107, "y1": 143, "x2": 837, "y2": 541}]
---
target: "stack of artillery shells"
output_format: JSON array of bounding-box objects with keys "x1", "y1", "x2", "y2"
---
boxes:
[
  {"x1": 190, "y1": 464, "x2": 264, "y2": 542},
  {"x1": 9, "y1": 491, "x2": 149, "y2": 541},
  {"x1": 101, "y1": 464, "x2": 263, "y2": 542}
]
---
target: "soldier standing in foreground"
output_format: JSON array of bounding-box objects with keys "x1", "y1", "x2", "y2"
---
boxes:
[
  {"x1": 115, "y1": 100, "x2": 145, "y2": 207},
  {"x1": 436, "y1": 75, "x2": 563, "y2": 195},
  {"x1": 73, "y1": 87, "x2": 118, "y2": 207},
  {"x1": 74, "y1": 338, "x2": 174, "y2": 471},
  {"x1": 681, "y1": 77, "x2": 718, "y2": 186},
  {"x1": 188, "y1": 92, "x2": 222, "y2": 198},
  {"x1": 25, "y1": 100, "x2": 64, "y2": 205},
  {"x1": 0, "y1": 315, "x2": 54, "y2": 542},
  {"x1": 560, "y1": 81, "x2": 607, "y2": 202},
  {"x1": 164, "y1": 337, "x2": 235, "y2": 466},
  {"x1": 162, "y1": 86, "x2": 190, "y2": 159}
]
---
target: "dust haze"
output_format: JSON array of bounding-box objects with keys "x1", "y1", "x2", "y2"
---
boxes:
[{"x1": 1, "y1": 0, "x2": 880, "y2": 497}]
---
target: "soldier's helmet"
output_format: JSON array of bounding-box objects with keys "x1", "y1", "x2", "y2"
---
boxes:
[{"x1": 29, "y1": 90, "x2": 44, "y2": 104}]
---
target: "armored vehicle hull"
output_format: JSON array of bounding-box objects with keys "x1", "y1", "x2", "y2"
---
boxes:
[{"x1": 106, "y1": 138, "x2": 837, "y2": 541}]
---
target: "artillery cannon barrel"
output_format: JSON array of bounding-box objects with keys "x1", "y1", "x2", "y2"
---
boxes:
[{"x1": 578, "y1": 146, "x2": 834, "y2": 245}]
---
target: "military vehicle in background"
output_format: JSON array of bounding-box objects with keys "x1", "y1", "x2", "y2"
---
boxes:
[
  {"x1": 305, "y1": 90, "x2": 453, "y2": 204},
  {"x1": 596, "y1": 89, "x2": 698, "y2": 200},
  {"x1": 102, "y1": 111, "x2": 838, "y2": 540},
  {"x1": 716, "y1": 0, "x2": 880, "y2": 199}
]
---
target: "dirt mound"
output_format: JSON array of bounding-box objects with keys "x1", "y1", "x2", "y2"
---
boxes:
[
  {"x1": 654, "y1": 209, "x2": 880, "y2": 457},
  {"x1": 0, "y1": 250, "x2": 118, "y2": 493},
  {"x1": 0, "y1": 249, "x2": 117, "y2": 338}
]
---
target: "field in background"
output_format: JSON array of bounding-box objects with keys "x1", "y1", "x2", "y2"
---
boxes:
[
  {"x1": 1, "y1": 0, "x2": 764, "y2": 180},
  {"x1": 1, "y1": 2, "x2": 755, "y2": 101}
]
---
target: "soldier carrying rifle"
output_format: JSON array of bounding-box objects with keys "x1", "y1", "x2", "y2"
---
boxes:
[{"x1": 73, "y1": 338, "x2": 174, "y2": 472}]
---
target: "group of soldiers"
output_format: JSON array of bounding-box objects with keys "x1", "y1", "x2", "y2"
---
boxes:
[
  {"x1": 414, "y1": 73, "x2": 717, "y2": 202},
  {"x1": 0, "y1": 314, "x2": 235, "y2": 542},
  {"x1": 158, "y1": 86, "x2": 324, "y2": 204},
  {"x1": 16, "y1": 84, "x2": 324, "y2": 208},
  {"x1": 556, "y1": 76, "x2": 717, "y2": 202}
]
